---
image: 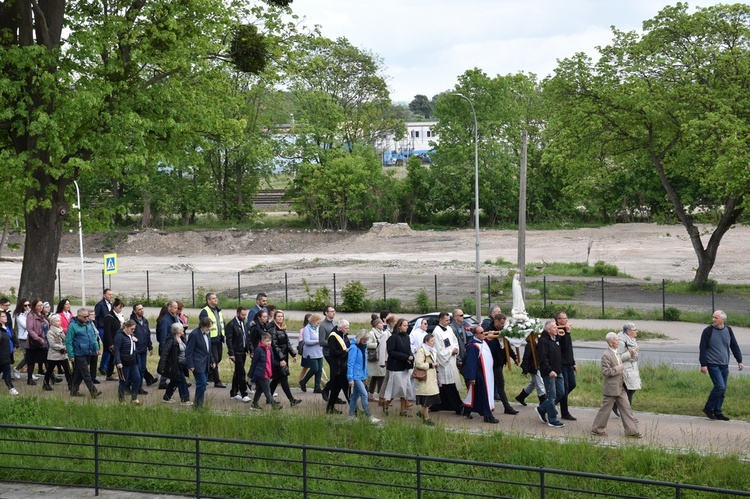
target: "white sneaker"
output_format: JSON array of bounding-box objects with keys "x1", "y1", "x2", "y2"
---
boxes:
[
  {"x1": 163, "y1": 398, "x2": 175, "y2": 404},
  {"x1": 241, "y1": 396, "x2": 252, "y2": 403},
  {"x1": 9, "y1": 388, "x2": 18, "y2": 396},
  {"x1": 31, "y1": 374, "x2": 39, "y2": 381},
  {"x1": 370, "y1": 416, "x2": 381, "y2": 423},
  {"x1": 273, "y1": 392, "x2": 279, "y2": 398},
  {"x1": 231, "y1": 394, "x2": 243, "y2": 401},
  {"x1": 180, "y1": 400, "x2": 193, "y2": 406},
  {"x1": 12, "y1": 369, "x2": 20, "y2": 380}
]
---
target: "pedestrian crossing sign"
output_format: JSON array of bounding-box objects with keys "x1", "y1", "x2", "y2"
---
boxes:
[{"x1": 104, "y1": 253, "x2": 118, "y2": 275}]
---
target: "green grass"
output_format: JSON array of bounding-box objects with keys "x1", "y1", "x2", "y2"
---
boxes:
[
  {"x1": 525, "y1": 260, "x2": 632, "y2": 278},
  {"x1": 567, "y1": 327, "x2": 668, "y2": 342},
  {"x1": 0, "y1": 396, "x2": 748, "y2": 498},
  {"x1": 642, "y1": 279, "x2": 750, "y2": 295}
]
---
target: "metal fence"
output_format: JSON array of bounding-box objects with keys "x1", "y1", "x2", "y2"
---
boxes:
[
  {"x1": 50, "y1": 268, "x2": 750, "y2": 319},
  {"x1": 0, "y1": 424, "x2": 746, "y2": 498}
]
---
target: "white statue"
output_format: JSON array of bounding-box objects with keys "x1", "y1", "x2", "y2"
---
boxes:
[{"x1": 511, "y1": 273, "x2": 527, "y2": 320}]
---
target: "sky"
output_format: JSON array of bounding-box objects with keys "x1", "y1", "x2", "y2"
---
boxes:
[{"x1": 288, "y1": 0, "x2": 726, "y2": 103}]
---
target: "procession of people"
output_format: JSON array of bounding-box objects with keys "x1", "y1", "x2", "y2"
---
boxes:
[{"x1": 0, "y1": 284, "x2": 743, "y2": 440}]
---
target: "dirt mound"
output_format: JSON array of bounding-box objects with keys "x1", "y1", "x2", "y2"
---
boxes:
[{"x1": 364, "y1": 222, "x2": 414, "y2": 238}]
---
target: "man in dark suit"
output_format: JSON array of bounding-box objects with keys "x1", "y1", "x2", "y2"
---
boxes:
[
  {"x1": 94, "y1": 288, "x2": 113, "y2": 375},
  {"x1": 591, "y1": 332, "x2": 641, "y2": 438},
  {"x1": 225, "y1": 306, "x2": 250, "y2": 402},
  {"x1": 186, "y1": 316, "x2": 216, "y2": 409}
]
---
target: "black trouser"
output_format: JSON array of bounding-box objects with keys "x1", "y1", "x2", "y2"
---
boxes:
[
  {"x1": 368, "y1": 376, "x2": 384, "y2": 394},
  {"x1": 89, "y1": 354, "x2": 99, "y2": 380},
  {"x1": 230, "y1": 354, "x2": 248, "y2": 397},
  {"x1": 45, "y1": 360, "x2": 71, "y2": 386},
  {"x1": 270, "y1": 375, "x2": 294, "y2": 402},
  {"x1": 210, "y1": 341, "x2": 223, "y2": 384},
  {"x1": 494, "y1": 366, "x2": 511, "y2": 407},
  {"x1": 71, "y1": 356, "x2": 96, "y2": 394},
  {"x1": 26, "y1": 349, "x2": 47, "y2": 382},
  {"x1": 326, "y1": 374, "x2": 348, "y2": 411}
]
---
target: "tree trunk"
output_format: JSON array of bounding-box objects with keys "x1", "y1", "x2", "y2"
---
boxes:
[
  {"x1": 652, "y1": 154, "x2": 744, "y2": 289},
  {"x1": 141, "y1": 191, "x2": 151, "y2": 228},
  {"x1": 19, "y1": 179, "x2": 69, "y2": 301},
  {"x1": 0, "y1": 215, "x2": 8, "y2": 258}
]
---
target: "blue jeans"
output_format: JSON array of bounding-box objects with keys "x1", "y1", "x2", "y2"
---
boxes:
[
  {"x1": 705, "y1": 364, "x2": 729, "y2": 413},
  {"x1": 193, "y1": 372, "x2": 208, "y2": 408},
  {"x1": 98, "y1": 328, "x2": 111, "y2": 371},
  {"x1": 542, "y1": 374, "x2": 565, "y2": 423},
  {"x1": 118, "y1": 364, "x2": 141, "y2": 401},
  {"x1": 348, "y1": 378, "x2": 370, "y2": 417}
]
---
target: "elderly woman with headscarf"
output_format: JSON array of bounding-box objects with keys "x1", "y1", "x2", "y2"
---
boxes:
[{"x1": 613, "y1": 322, "x2": 641, "y2": 417}]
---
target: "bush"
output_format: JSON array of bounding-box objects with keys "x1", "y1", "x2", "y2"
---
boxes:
[
  {"x1": 341, "y1": 281, "x2": 368, "y2": 312},
  {"x1": 527, "y1": 303, "x2": 578, "y2": 319},
  {"x1": 368, "y1": 298, "x2": 401, "y2": 314},
  {"x1": 301, "y1": 279, "x2": 330, "y2": 310},
  {"x1": 592, "y1": 260, "x2": 619, "y2": 276},
  {"x1": 415, "y1": 288, "x2": 430, "y2": 314},
  {"x1": 462, "y1": 298, "x2": 476, "y2": 314},
  {"x1": 663, "y1": 306, "x2": 681, "y2": 321}
]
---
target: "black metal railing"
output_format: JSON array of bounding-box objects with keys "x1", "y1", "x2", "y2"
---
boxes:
[{"x1": 0, "y1": 424, "x2": 747, "y2": 498}]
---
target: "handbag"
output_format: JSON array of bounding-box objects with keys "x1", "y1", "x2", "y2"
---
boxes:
[
  {"x1": 412, "y1": 367, "x2": 427, "y2": 381},
  {"x1": 367, "y1": 334, "x2": 380, "y2": 362},
  {"x1": 121, "y1": 353, "x2": 137, "y2": 366}
]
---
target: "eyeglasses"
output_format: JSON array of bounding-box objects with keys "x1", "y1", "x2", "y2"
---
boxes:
[{"x1": 23, "y1": 304, "x2": 30, "y2": 308}]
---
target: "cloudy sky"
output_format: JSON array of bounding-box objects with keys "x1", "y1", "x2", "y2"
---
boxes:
[{"x1": 289, "y1": 0, "x2": 726, "y2": 103}]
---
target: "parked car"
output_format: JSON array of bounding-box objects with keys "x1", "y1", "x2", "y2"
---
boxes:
[{"x1": 407, "y1": 313, "x2": 479, "y2": 336}]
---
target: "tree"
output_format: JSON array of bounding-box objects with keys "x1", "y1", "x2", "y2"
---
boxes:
[
  {"x1": 287, "y1": 36, "x2": 405, "y2": 167},
  {"x1": 431, "y1": 69, "x2": 549, "y2": 226},
  {"x1": 408, "y1": 94, "x2": 433, "y2": 119},
  {"x1": 287, "y1": 149, "x2": 392, "y2": 230},
  {"x1": 0, "y1": 1, "x2": 290, "y2": 299},
  {"x1": 544, "y1": 3, "x2": 750, "y2": 287}
]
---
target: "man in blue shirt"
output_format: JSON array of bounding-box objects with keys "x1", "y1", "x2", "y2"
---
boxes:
[{"x1": 699, "y1": 310, "x2": 744, "y2": 421}]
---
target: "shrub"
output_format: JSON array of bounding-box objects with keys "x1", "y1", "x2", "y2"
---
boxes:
[
  {"x1": 663, "y1": 306, "x2": 681, "y2": 321},
  {"x1": 301, "y1": 279, "x2": 330, "y2": 310},
  {"x1": 341, "y1": 281, "x2": 368, "y2": 312},
  {"x1": 592, "y1": 260, "x2": 619, "y2": 276},
  {"x1": 527, "y1": 303, "x2": 578, "y2": 319},
  {"x1": 415, "y1": 288, "x2": 430, "y2": 314},
  {"x1": 462, "y1": 298, "x2": 476, "y2": 314},
  {"x1": 368, "y1": 298, "x2": 401, "y2": 314}
]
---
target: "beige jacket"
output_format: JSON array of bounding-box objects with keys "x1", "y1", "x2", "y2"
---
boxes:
[{"x1": 414, "y1": 345, "x2": 440, "y2": 397}]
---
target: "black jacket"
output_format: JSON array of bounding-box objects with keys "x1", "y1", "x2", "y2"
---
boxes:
[
  {"x1": 270, "y1": 323, "x2": 296, "y2": 363},
  {"x1": 225, "y1": 316, "x2": 250, "y2": 357},
  {"x1": 157, "y1": 334, "x2": 182, "y2": 381},
  {"x1": 537, "y1": 333, "x2": 562, "y2": 377},
  {"x1": 520, "y1": 341, "x2": 538, "y2": 375},
  {"x1": 327, "y1": 327, "x2": 349, "y2": 377},
  {"x1": 386, "y1": 332, "x2": 413, "y2": 372},
  {"x1": 103, "y1": 310, "x2": 121, "y2": 350},
  {"x1": 558, "y1": 329, "x2": 576, "y2": 367},
  {"x1": 0, "y1": 325, "x2": 13, "y2": 365}
]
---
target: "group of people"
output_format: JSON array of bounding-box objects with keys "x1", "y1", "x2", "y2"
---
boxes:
[{"x1": 1, "y1": 290, "x2": 743, "y2": 434}]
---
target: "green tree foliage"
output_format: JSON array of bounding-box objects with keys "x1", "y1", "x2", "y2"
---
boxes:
[
  {"x1": 544, "y1": 3, "x2": 750, "y2": 287},
  {"x1": 431, "y1": 70, "x2": 557, "y2": 226},
  {"x1": 0, "y1": 0, "x2": 291, "y2": 299},
  {"x1": 287, "y1": 149, "x2": 395, "y2": 230},
  {"x1": 286, "y1": 36, "x2": 405, "y2": 167},
  {"x1": 408, "y1": 94, "x2": 433, "y2": 119}
]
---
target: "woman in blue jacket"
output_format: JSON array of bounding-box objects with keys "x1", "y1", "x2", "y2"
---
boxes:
[{"x1": 348, "y1": 329, "x2": 378, "y2": 422}]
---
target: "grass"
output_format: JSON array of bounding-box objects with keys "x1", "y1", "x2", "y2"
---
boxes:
[
  {"x1": 566, "y1": 327, "x2": 668, "y2": 341},
  {"x1": 642, "y1": 279, "x2": 750, "y2": 295},
  {"x1": 0, "y1": 393, "x2": 749, "y2": 498}
]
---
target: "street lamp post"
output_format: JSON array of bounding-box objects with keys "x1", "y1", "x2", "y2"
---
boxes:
[
  {"x1": 452, "y1": 93, "x2": 481, "y2": 322},
  {"x1": 72, "y1": 180, "x2": 86, "y2": 306}
]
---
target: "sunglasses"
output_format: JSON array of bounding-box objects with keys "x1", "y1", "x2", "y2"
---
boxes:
[{"x1": 23, "y1": 304, "x2": 30, "y2": 308}]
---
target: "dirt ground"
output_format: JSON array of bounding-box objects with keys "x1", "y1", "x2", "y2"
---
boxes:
[{"x1": 1, "y1": 222, "x2": 750, "y2": 305}]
